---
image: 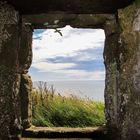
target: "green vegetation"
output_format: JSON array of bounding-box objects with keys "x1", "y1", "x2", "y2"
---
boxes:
[
  {"x1": 135, "y1": 0, "x2": 140, "y2": 5},
  {"x1": 32, "y1": 82, "x2": 105, "y2": 127}
]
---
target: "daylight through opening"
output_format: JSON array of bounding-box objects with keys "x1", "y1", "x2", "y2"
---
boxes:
[{"x1": 29, "y1": 25, "x2": 106, "y2": 127}]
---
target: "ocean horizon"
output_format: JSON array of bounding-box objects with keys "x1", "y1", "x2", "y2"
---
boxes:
[{"x1": 33, "y1": 80, "x2": 105, "y2": 102}]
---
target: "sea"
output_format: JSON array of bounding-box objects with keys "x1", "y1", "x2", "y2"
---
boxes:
[{"x1": 33, "y1": 80, "x2": 105, "y2": 102}]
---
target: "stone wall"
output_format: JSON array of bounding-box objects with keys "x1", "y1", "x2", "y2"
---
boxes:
[
  {"x1": 0, "y1": 0, "x2": 140, "y2": 140},
  {"x1": 117, "y1": 2, "x2": 140, "y2": 140},
  {"x1": 0, "y1": 2, "x2": 21, "y2": 139},
  {"x1": 103, "y1": 2, "x2": 140, "y2": 139},
  {"x1": 19, "y1": 24, "x2": 33, "y2": 129},
  {"x1": 0, "y1": 2, "x2": 33, "y2": 139},
  {"x1": 103, "y1": 15, "x2": 120, "y2": 129}
]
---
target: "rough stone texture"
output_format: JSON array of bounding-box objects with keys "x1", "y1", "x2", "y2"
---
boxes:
[
  {"x1": 0, "y1": 0, "x2": 140, "y2": 140},
  {"x1": 117, "y1": 2, "x2": 140, "y2": 140},
  {"x1": 103, "y1": 16, "x2": 120, "y2": 128},
  {"x1": 20, "y1": 74, "x2": 32, "y2": 129},
  {"x1": 0, "y1": 2, "x2": 21, "y2": 139},
  {"x1": 19, "y1": 22, "x2": 33, "y2": 129},
  {"x1": 23, "y1": 14, "x2": 115, "y2": 29},
  {"x1": 19, "y1": 24, "x2": 33, "y2": 74},
  {"x1": 103, "y1": 2, "x2": 140, "y2": 139},
  {"x1": 5, "y1": 0, "x2": 134, "y2": 14},
  {"x1": 0, "y1": 2, "x2": 33, "y2": 139},
  {"x1": 22, "y1": 126, "x2": 107, "y2": 138}
]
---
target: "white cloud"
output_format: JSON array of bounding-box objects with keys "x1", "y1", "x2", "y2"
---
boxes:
[
  {"x1": 30, "y1": 26, "x2": 105, "y2": 81},
  {"x1": 33, "y1": 26, "x2": 105, "y2": 62},
  {"x1": 32, "y1": 62, "x2": 76, "y2": 72},
  {"x1": 56, "y1": 70, "x2": 105, "y2": 81}
]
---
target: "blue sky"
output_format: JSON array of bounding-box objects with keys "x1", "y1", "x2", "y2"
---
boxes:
[{"x1": 29, "y1": 25, "x2": 105, "y2": 81}]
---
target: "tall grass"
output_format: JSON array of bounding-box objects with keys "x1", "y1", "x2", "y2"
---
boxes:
[{"x1": 32, "y1": 81, "x2": 105, "y2": 127}]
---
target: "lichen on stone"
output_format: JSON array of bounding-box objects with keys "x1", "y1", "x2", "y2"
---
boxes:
[
  {"x1": 0, "y1": 1, "x2": 18, "y2": 24},
  {"x1": 0, "y1": 1, "x2": 19, "y2": 53},
  {"x1": 117, "y1": 2, "x2": 140, "y2": 140}
]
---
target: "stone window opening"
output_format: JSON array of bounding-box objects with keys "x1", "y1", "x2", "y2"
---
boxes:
[
  {"x1": 1, "y1": 1, "x2": 139, "y2": 139},
  {"x1": 27, "y1": 25, "x2": 106, "y2": 129},
  {"x1": 20, "y1": 14, "x2": 120, "y2": 137}
]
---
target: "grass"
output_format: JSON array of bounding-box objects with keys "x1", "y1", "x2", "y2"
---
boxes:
[{"x1": 32, "y1": 81, "x2": 105, "y2": 127}]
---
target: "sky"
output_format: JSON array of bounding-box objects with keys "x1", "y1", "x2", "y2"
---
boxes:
[{"x1": 29, "y1": 25, "x2": 105, "y2": 81}]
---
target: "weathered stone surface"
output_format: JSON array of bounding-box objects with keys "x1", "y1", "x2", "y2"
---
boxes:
[
  {"x1": 117, "y1": 2, "x2": 140, "y2": 140},
  {"x1": 22, "y1": 126, "x2": 107, "y2": 138},
  {"x1": 0, "y1": 2, "x2": 19, "y2": 69},
  {"x1": 103, "y1": 15, "x2": 120, "y2": 128},
  {"x1": 0, "y1": 2, "x2": 21, "y2": 139},
  {"x1": 103, "y1": 2, "x2": 140, "y2": 139},
  {"x1": 19, "y1": 23, "x2": 33, "y2": 129},
  {"x1": 23, "y1": 14, "x2": 115, "y2": 29},
  {"x1": 0, "y1": 69, "x2": 21, "y2": 140},
  {"x1": 0, "y1": 0, "x2": 140, "y2": 140},
  {"x1": 5, "y1": 0, "x2": 134, "y2": 14},
  {"x1": 19, "y1": 24, "x2": 32, "y2": 73},
  {"x1": 20, "y1": 74, "x2": 32, "y2": 129}
]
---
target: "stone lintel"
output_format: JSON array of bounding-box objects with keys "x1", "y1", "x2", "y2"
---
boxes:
[{"x1": 23, "y1": 14, "x2": 115, "y2": 29}]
